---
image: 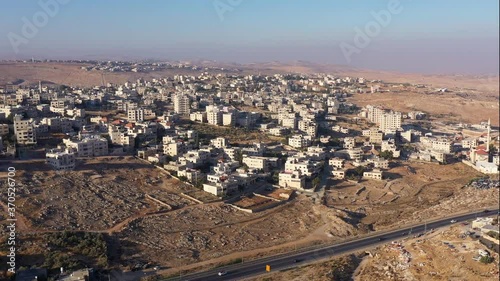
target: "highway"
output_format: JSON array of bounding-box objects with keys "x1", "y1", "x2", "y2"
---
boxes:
[{"x1": 163, "y1": 209, "x2": 498, "y2": 281}]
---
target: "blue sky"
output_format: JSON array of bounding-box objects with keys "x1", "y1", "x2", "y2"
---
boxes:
[{"x1": 1, "y1": 0, "x2": 498, "y2": 74}]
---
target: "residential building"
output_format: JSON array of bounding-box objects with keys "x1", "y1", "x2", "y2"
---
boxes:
[
  {"x1": 14, "y1": 115, "x2": 36, "y2": 144},
  {"x1": 288, "y1": 135, "x2": 312, "y2": 148},
  {"x1": 46, "y1": 149, "x2": 76, "y2": 170},
  {"x1": 329, "y1": 157, "x2": 345, "y2": 169},
  {"x1": 173, "y1": 94, "x2": 190, "y2": 115},
  {"x1": 279, "y1": 170, "x2": 306, "y2": 190},
  {"x1": 363, "y1": 169, "x2": 383, "y2": 180},
  {"x1": 63, "y1": 135, "x2": 108, "y2": 157}
]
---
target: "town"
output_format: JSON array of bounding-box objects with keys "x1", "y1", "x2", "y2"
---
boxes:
[{"x1": 0, "y1": 61, "x2": 498, "y2": 280}]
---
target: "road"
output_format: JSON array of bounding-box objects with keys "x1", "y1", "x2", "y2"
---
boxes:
[{"x1": 163, "y1": 209, "x2": 499, "y2": 281}]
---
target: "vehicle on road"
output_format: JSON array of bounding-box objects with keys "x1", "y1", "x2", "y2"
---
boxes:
[
  {"x1": 450, "y1": 220, "x2": 457, "y2": 223},
  {"x1": 483, "y1": 209, "x2": 489, "y2": 213},
  {"x1": 378, "y1": 237, "x2": 386, "y2": 241},
  {"x1": 294, "y1": 259, "x2": 301, "y2": 263},
  {"x1": 218, "y1": 271, "x2": 227, "y2": 276}
]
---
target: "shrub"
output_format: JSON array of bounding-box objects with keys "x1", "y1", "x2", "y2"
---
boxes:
[{"x1": 480, "y1": 255, "x2": 494, "y2": 264}]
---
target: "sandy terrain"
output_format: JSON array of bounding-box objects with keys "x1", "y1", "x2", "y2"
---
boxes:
[
  {"x1": 324, "y1": 162, "x2": 499, "y2": 230},
  {"x1": 248, "y1": 221, "x2": 499, "y2": 281}
]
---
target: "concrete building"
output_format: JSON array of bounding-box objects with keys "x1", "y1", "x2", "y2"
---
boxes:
[
  {"x1": 363, "y1": 169, "x2": 383, "y2": 180},
  {"x1": 279, "y1": 170, "x2": 306, "y2": 190},
  {"x1": 207, "y1": 110, "x2": 222, "y2": 126},
  {"x1": 329, "y1": 157, "x2": 345, "y2": 169},
  {"x1": 242, "y1": 156, "x2": 268, "y2": 172},
  {"x1": 379, "y1": 112, "x2": 402, "y2": 132},
  {"x1": 127, "y1": 108, "x2": 144, "y2": 122},
  {"x1": 331, "y1": 169, "x2": 346, "y2": 179},
  {"x1": 173, "y1": 94, "x2": 190, "y2": 115},
  {"x1": 0, "y1": 124, "x2": 10, "y2": 136},
  {"x1": 46, "y1": 149, "x2": 76, "y2": 170},
  {"x1": 223, "y1": 112, "x2": 236, "y2": 126},
  {"x1": 14, "y1": 115, "x2": 36, "y2": 144},
  {"x1": 288, "y1": 135, "x2": 312, "y2": 148},
  {"x1": 63, "y1": 135, "x2": 108, "y2": 157},
  {"x1": 211, "y1": 137, "x2": 228, "y2": 148}
]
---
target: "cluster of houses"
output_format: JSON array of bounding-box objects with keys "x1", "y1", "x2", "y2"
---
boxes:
[{"x1": 1, "y1": 70, "x2": 498, "y2": 194}]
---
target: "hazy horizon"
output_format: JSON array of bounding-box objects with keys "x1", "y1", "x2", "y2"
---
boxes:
[{"x1": 1, "y1": 0, "x2": 499, "y2": 75}]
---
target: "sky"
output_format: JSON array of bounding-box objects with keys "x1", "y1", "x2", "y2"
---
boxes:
[{"x1": 0, "y1": 0, "x2": 498, "y2": 74}]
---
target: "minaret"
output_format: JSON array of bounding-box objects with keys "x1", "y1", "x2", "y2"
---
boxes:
[{"x1": 486, "y1": 118, "x2": 491, "y2": 152}]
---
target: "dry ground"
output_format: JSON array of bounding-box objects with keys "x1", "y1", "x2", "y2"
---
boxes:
[
  {"x1": 324, "y1": 162, "x2": 499, "y2": 230},
  {"x1": 247, "y1": 222, "x2": 499, "y2": 281},
  {"x1": 118, "y1": 197, "x2": 362, "y2": 268},
  {"x1": 355, "y1": 224, "x2": 500, "y2": 281}
]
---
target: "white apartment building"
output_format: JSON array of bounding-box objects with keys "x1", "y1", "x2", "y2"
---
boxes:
[
  {"x1": 347, "y1": 148, "x2": 363, "y2": 162},
  {"x1": 269, "y1": 127, "x2": 287, "y2": 136},
  {"x1": 46, "y1": 150, "x2": 75, "y2": 170},
  {"x1": 211, "y1": 137, "x2": 228, "y2": 148},
  {"x1": 288, "y1": 135, "x2": 312, "y2": 148},
  {"x1": 372, "y1": 158, "x2": 389, "y2": 169},
  {"x1": 329, "y1": 158, "x2": 345, "y2": 169},
  {"x1": 223, "y1": 112, "x2": 236, "y2": 126},
  {"x1": 207, "y1": 110, "x2": 222, "y2": 126},
  {"x1": 14, "y1": 115, "x2": 36, "y2": 144},
  {"x1": 0, "y1": 124, "x2": 9, "y2": 136},
  {"x1": 282, "y1": 118, "x2": 297, "y2": 130},
  {"x1": 462, "y1": 138, "x2": 478, "y2": 149},
  {"x1": 190, "y1": 112, "x2": 207, "y2": 123},
  {"x1": 279, "y1": 170, "x2": 306, "y2": 190},
  {"x1": 242, "y1": 156, "x2": 268, "y2": 171},
  {"x1": 363, "y1": 169, "x2": 383, "y2": 180},
  {"x1": 63, "y1": 136, "x2": 108, "y2": 157},
  {"x1": 163, "y1": 141, "x2": 184, "y2": 157},
  {"x1": 381, "y1": 140, "x2": 401, "y2": 158},
  {"x1": 379, "y1": 112, "x2": 402, "y2": 132},
  {"x1": 427, "y1": 138, "x2": 453, "y2": 153},
  {"x1": 331, "y1": 169, "x2": 346, "y2": 179},
  {"x1": 127, "y1": 108, "x2": 144, "y2": 122},
  {"x1": 298, "y1": 120, "x2": 317, "y2": 137},
  {"x1": 285, "y1": 157, "x2": 315, "y2": 177},
  {"x1": 173, "y1": 94, "x2": 190, "y2": 115},
  {"x1": 343, "y1": 137, "x2": 356, "y2": 149},
  {"x1": 178, "y1": 168, "x2": 204, "y2": 183}
]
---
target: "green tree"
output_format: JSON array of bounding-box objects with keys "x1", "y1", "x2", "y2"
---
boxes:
[
  {"x1": 235, "y1": 150, "x2": 244, "y2": 165},
  {"x1": 480, "y1": 255, "x2": 494, "y2": 264},
  {"x1": 379, "y1": 150, "x2": 394, "y2": 160},
  {"x1": 354, "y1": 166, "x2": 365, "y2": 177}
]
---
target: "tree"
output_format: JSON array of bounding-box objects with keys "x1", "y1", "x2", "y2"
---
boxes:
[
  {"x1": 379, "y1": 150, "x2": 394, "y2": 160},
  {"x1": 480, "y1": 255, "x2": 494, "y2": 264},
  {"x1": 235, "y1": 150, "x2": 244, "y2": 165},
  {"x1": 354, "y1": 166, "x2": 365, "y2": 177}
]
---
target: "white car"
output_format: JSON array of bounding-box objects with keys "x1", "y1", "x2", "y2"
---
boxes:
[
  {"x1": 218, "y1": 271, "x2": 227, "y2": 276},
  {"x1": 450, "y1": 220, "x2": 457, "y2": 223}
]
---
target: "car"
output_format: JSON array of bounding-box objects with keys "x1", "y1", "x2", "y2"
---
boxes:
[
  {"x1": 294, "y1": 259, "x2": 301, "y2": 263},
  {"x1": 378, "y1": 237, "x2": 386, "y2": 241},
  {"x1": 450, "y1": 220, "x2": 457, "y2": 223},
  {"x1": 483, "y1": 209, "x2": 489, "y2": 213},
  {"x1": 218, "y1": 271, "x2": 227, "y2": 276},
  {"x1": 462, "y1": 222, "x2": 469, "y2": 225}
]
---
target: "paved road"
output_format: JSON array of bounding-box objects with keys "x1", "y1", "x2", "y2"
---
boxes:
[{"x1": 164, "y1": 209, "x2": 498, "y2": 281}]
